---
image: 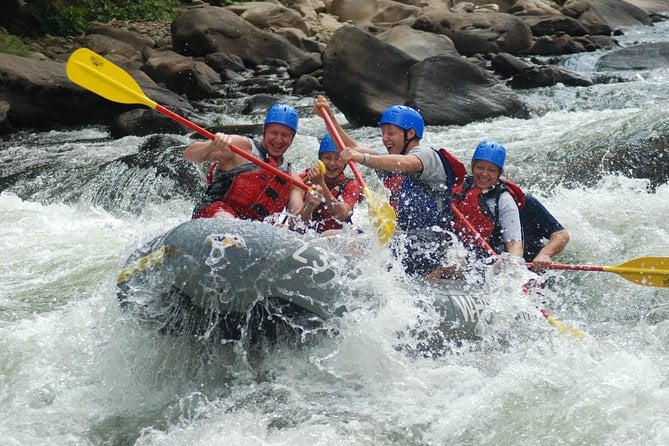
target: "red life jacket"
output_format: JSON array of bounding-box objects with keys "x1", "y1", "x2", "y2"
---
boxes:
[
  {"x1": 312, "y1": 175, "x2": 359, "y2": 232},
  {"x1": 452, "y1": 177, "x2": 525, "y2": 247},
  {"x1": 194, "y1": 157, "x2": 293, "y2": 221}
]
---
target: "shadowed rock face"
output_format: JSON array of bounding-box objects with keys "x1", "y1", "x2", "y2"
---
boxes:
[
  {"x1": 321, "y1": 26, "x2": 529, "y2": 127},
  {"x1": 0, "y1": 52, "x2": 191, "y2": 131},
  {"x1": 321, "y1": 25, "x2": 418, "y2": 126},
  {"x1": 0, "y1": 0, "x2": 665, "y2": 137},
  {"x1": 596, "y1": 41, "x2": 669, "y2": 70},
  {"x1": 407, "y1": 55, "x2": 531, "y2": 125},
  {"x1": 412, "y1": 11, "x2": 534, "y2": 56}
]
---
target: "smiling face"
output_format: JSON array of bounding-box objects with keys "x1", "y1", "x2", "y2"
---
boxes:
[
  {"x1": 262, "y1": 123, "x2": 295, "y2": 161},
  {"x1": 381, "y1": 124, "x2": 414, "y2": 155},
  {"x1": 472, "y1": 160, "x2": 502, "y2": 190},
  {"x1": 319, "y1": 151, "x2": 346, "y2": 181}
]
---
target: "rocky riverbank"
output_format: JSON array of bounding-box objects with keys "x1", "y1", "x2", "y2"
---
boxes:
[
  {"x1": 23, "y1": 18, "x2": 174, "y2": 63},
  {"x1": 1, "y1": 0, "x2": 669, "y2": 136}
]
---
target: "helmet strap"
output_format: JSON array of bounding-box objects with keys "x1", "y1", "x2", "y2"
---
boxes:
[{"x1": 401, "y1": 130, "x2": 418, "y2": 155}]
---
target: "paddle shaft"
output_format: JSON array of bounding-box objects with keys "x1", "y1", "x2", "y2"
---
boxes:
[
  {"x1": 539, "y1": 263, "x2": 656, "y2": 274},
  {"x1": 318, "y1": 109, "x2": 373, "y2": 198},
  {"x1": 157, "y1": 105, "x2": 308, "y2": 191},
  {"x1": 532, "y1": 258, "x2": 669, "y2": 288},
  {"x1": 452, "y1": 206, "x2": 497, "y2": 257},
  {"x1": 66, "y1": 48, "x2": 308, "y2": 192},
  {"x1": 453, "y1": 204, "x2": 586, "y2": 338}
]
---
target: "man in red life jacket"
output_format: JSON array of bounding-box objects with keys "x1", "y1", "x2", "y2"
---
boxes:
[
  {"x1": 302, "y1": 134, "x2": 362, "y2": 234},
  {"x1": 452, "y1": 141, "x2": 524, "y2": 258},
  {"x1": 184, "y1": 104, "x2": 321, "y2": 222}
]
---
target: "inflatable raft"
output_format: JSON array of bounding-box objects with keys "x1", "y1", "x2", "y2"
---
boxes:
[{"x1": 116, "y1": 218, "x2": 489, "y2": 344}]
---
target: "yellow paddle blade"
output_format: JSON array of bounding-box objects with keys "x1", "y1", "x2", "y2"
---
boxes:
[
  {"x1": 363, "y1": 187, "x2": 396, "y2": 244},
  {"x1": 544, "y1": 312, "x2": 587, "y2": 340},
  {"x1": 605, "y1": 256, "x2": 669, "y2": 288},
  {"x1": 66, "y1": 48, "x2": 157, "y2": 109}
]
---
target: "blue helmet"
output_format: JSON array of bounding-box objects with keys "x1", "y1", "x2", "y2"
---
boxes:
[
  {"x1": 318, "y1": 134, "x2": 338, "y2": 156},
  {"x1": 472, "y1": 140, "x2": 506, "y2": 171},
  {"x1": 264, "y1": 104, "x2": 298, "y2": 132},
  {"x1": 379, "y1": 105, "x2": 424, "y2": 139}
]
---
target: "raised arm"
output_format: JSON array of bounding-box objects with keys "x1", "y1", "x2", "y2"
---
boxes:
[
  {"x1": 340, "y1": 148, "x2": 423, "y2": 173},
  {"x1": 183, "y1": 133, "x2": 253, "y2": 165},
  {"x1": 530, "y1": 229, "x2": 570, "y2": 271}
]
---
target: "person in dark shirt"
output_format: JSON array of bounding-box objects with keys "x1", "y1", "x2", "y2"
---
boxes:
[{"x1": 520, "y1": 194, "x2": 570, "y2": 271}]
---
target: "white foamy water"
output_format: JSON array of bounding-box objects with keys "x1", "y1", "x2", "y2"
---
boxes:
[{"x1": 1, "y1": 22, "x2": 668, "y2": 446}]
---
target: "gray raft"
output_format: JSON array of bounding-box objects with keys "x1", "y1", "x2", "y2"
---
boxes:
[{"x1": 116, "y1": 218, "x2": 488, "y2": 344}]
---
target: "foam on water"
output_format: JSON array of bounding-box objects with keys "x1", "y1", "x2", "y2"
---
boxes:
[{"x1": 1, "y1": 22, "x2": 668, "y2": 446}]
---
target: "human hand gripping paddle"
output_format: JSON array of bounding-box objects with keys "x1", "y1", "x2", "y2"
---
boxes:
[
  {"x1": 317, "y1": 107, "x2": 397, "y2": 244},
  {"x1": 451, "y1": 206, "x2": 588, "y2": 339},
  {"x1": 66, "y1": 48, "x2": 310, "y2": 193}
]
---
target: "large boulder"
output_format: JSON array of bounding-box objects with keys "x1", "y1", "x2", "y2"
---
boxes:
[
  {"x1": 230, "y1": 2, "x2": 311, "y2": 35},
  {"x1": 171, "y1": 5, "x2": 310, "y2": 66},
  {"x1": 322, "y1": 25, "x2": 418, "y2": 126},
  {"x1": 407, "y1": 55, "x2": 531, "y2": 125},
  {"x1": 412, "y1": 9, "x2": 534, "y2": 56},
  {"x1": 562, "y1": 0, "x2": 653, "y2": 35},
  {"x1": 328, "y1": 0, "x2": 421, "y2": 26},
  {"x1": 322, "y1": 26, "x2": 531, "y2": 127},
  {"x1": 110, "y1": 109, "x2": 190, "y2": 138},
  {"x1": 0, "y1": 53, "x2": 191, "y2": 131},
  {"x1": 520, "y1": 15, "x2": 591, "y2": 37},
  {"x1": 596, "y1": 41, "x2": 669, "y2": 70},
  {"x1": 623, "y1": 0, "x2": 669, "y2": 18},
  {"x1": 376, "y1": 25, "x2": 459, "y2": 60},
  {"x1": 142, "y1": 49, "x2": 222, "y2": 99}
]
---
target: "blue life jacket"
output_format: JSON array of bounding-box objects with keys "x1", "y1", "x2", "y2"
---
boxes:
[{"x1": 396, "y1": 147, "x2": 464, "y2": 231}]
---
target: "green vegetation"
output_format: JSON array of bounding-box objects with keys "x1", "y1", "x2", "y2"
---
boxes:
[
  {"x1": 3, "y1": 0, "x2": 201, "y2": 39},
  {"x1": 12, "y1": 0, "x2": 91, "y2": 37},
  {"x1": 0, "y1": 0, "x2": 242, "y2": 55},
  {"x1": 0, "y1": 27, "x2": 32, "y2": 56},
  {"x1": 87, "y1": 0, "x2": 182, "y2": 23}
]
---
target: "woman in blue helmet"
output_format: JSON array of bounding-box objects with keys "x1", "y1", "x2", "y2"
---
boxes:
[
  {"x1": 184, "y1": 104, "x2": 321, "y2": 221},
  {"x1": 452, "y1": 141, "x2": 524, "y2": 258},
  {"x1": 315, "y1": 96, "x2": 466, "y2": 278},
  {"x1": 301, "y1": 134, "x2": 362, "y2": 233}
]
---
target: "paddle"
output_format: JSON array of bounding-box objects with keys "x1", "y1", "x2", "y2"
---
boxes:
[
  {"x1": 317, "y1": 107, "x2": 397, "y2": 244},
  {"x1": 452, "y1": 206, "x2": 587, "y2": 339},
  {"x1": 537, "y1": 257, "x2": 669, "y2": 288},
  {"x1": 66, "y1": 47, "x2": 309, "y2": 192}
]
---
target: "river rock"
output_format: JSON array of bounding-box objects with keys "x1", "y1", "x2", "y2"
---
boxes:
[
  {"x1": 0, "y1": 100, "x2": 15, "y2": 135},
  {"x1": 322, "y1": 26, "x2": 530, "y2": 126},
  {"x1": 171, "y1": 5, "x2": 310, "y2": 67},
  {"x1": 562, "y1": 0, "x2": 653, "y2": 35},
  {"x1": 328, "y1": 0, "x2": 421, "y2": 27},
  {"x1": 376, "y1": 25, "x2": 459, "y2": 60},
  {"x1": 595, "y1": 41, "x2": 669, "y2": 69},
  {"x1": 110, "y1": 109, "x2": 190, "y2": 138},
  {"x1": 407, "y1": 55, "x2": 531, "y2": 125},
  {"x1": 232, "y1": 2, "x2": 311, "y2": 35},
  {"x1": 520, "y1": 15, "x2": 591, "y2": 37},
  {"x1": 507, "y1": 64, "x2": 594, "y2": 88},
  {"x1": 412, "y1": 10, "x2": 534, "y2": 56},
  {"x1": 0, "y1": 52, "x2": 191, "y2": 131},
  {"x1": 321, "y1": 25, "x2": 419, "y2": 126},
  {"x1": 142, "y1": 49, "x2": 222, "y2": 99}
]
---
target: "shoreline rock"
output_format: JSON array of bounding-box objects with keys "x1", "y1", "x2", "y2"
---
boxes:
[{"x1": 1, "y1": 0, "x2": 667, "y2": 136}]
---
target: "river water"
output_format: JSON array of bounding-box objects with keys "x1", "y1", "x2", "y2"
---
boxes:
[{"x1": 1, "y1": 22, "x2": 668, "y2": 446}]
